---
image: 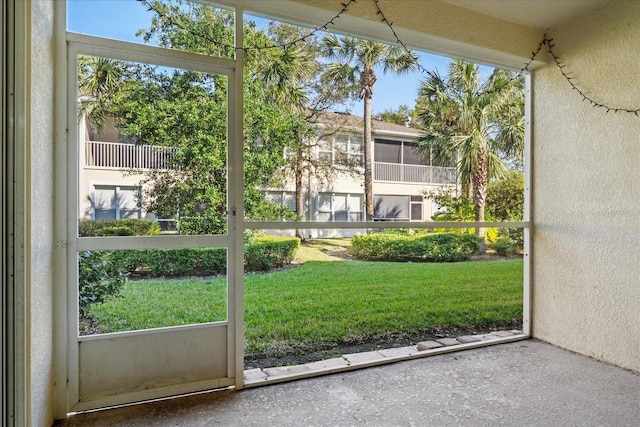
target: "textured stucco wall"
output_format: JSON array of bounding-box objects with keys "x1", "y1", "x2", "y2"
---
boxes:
[
  {"x1": 532, "y1": 2, "x2": 640, "y2": 372},
  {"x1": 29, "y1": 0, "x2": 55, "y2": 425}
]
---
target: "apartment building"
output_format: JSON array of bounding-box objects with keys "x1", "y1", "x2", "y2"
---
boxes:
[{"x1": 80, "y1": 111, "x2": 456, "y2": 235}]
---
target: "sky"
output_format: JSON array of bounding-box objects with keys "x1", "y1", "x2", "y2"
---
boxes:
[{"x1": 67, "y1": 0, "x2": 456, "y2": 115}]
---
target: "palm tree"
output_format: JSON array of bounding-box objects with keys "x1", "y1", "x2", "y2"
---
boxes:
[
  {"x1": 248, "y1": 23, "x2": 321, "y2": 114},
  {"x1": 414, "y1": 59, "x2": 524, "y2": 247},
  {"x1": 77, "y1": 56, "x2": 124, "y2": 138},
  {"x1": 321, "y1": 35, "x2": 417, "y2": 221}
]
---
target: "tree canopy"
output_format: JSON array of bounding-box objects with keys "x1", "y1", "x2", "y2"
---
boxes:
[
  {"x1": 373, "y1": 104, "x2": 414, "y2": 126},
  {"x1": 82, "y1": 1, "x2": 346, "y2": 233},
  {"x1": 414, "y1": 59, "x2": 524, "y2": 246}
]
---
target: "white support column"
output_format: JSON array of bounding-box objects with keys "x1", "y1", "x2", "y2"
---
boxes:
[
  {"x1": 522, "y1": 71, "x2": 532, "y2": 337},
  {"x1": 6, "y1": 0, "x2": 29, "y2": 424},
  {"x1": 1, "y1": 3, "x2": 7, "y2": 424},
  {"x1": 53, "y1": 0, "x2": 69, "y2": 419},
  {"x1": 229, "y1": 6, "x2": 245, "y2": 390}
]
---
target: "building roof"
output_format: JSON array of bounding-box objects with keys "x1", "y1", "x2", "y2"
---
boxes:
[{"x1": 307, "y1": 110, "x2": 424, "y2": 139}]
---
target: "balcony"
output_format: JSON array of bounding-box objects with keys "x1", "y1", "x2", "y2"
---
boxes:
[
  {"x1": 85, "y1": 141, "x2": 179, "y2": 170},
  {"x1": 374, "y1": 162, "x2": 456, "y2": 185}
]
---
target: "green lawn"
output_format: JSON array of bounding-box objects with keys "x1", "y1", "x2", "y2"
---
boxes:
[{"x1": 89, "y1": 241, "x2": 523, "y2": 358}]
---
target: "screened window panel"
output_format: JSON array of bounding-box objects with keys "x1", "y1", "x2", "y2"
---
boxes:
[
  {"x1": 334, "y1": 137, "x2": 348, "y2": 165},
  {"x1": 94, "y1": 209, "x2": 116, "y2": 220},
  {"x1": 374, "y1": 140, "x2": 401, "y2": 163},
  {"x1": 316, "y1": 212, "x2": 331, "y2": 222},
  {"x1": 374, "y1": 195, "x2": 410, "y2": 220},
  {"x1": 119, "y1": 187, "x2": 139, "y2": 210},
  {"x1": 92, "y1": 185, "x2": 141, "y2": 219},
  {"x1": 283, "y1": 193, "x2": 296, "y2": 211},
  {"x1": 67, "y1": 0, "x2": 237, "y2": 59},
  {"x1": 348, "y1": 194, "x2": 363, "y2": 212},
  {"x1": 318, "y1": 139, "x2": 332, "y2": 164},
  {"x1": 333, "y1": 194, "x2": 347, "y2": 212},
  {"x1": 94, "y1": 186, "x2": 115, "y2": 213},
  {"x1": 350, "y1": 135, "x2": 363, "y2": 148},
  {"x1": 120, "y1": 209, "x2": 141, "y2": 219},
  {"x1": 318, "y1": 193, "x2": 332, "y2": 212},
  {"x1": 333, "y1": 211, "x2": 348, "y2": 221},
  {"x1": 265, "y1": 192, "x2": 283, "y2": 205},
  {"x1": 410, "y1": 203, "x2": 423, "y2": 221},
  {"x1": 319, "y1": 152, "x2": 332, "y2": 164},
  {"x1": 403, "y1": 143, "x2": 427, "y2": 165},
  {"x1": 334, "y1": 136, "x2": 348, "y2": 151}
]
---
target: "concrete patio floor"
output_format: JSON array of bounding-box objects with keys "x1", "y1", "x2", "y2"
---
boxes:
[{"x1": 58, "y1": 339, "x2": 639, "y2": 426}]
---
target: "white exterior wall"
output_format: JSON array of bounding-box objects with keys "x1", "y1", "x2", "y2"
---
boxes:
[
  {"x1": 30, "y1": 0, "x2": 56, "y2": 424},
  {"x1": 79, "y1": 168, "x2": 147, "y2": 219},
  {"x1": 532, "y1": 2, "x2": 640, "y2": 372},
  {"x1": 319, "y1": 171, "x2": 363, "y2": 195}
]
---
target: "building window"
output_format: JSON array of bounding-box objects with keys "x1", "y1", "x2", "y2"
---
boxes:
[
  {"x1": 318, "y1": 134, "x2": 363, "y2": 167},
  {"x1": 410, "y1": 195, "x2": 423, "y2": 221},
  {"x1": 265, "y1": 190, "x2": 297, "y2": 212},
  {"x1": 374, "y1": 195, "x2": 410, "y2": 221},
  {"x1": 317, "y1": 192, "x2": 363, "y2": 222},
  {"x1": 374, "y1": 139, "x2": 429, "y2": 166},
  {"x1": 374, "y1": 194, "x2": 424, "y2": 221},
  {"x1": 91, "y1": 185, "x2": 142, "y2": 219},
  {"x1": 334, "y1": 134, "x2": 363, "y2": 167}
]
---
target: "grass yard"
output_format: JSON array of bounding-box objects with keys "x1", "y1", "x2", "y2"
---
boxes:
[
  {"x1": 88, "y1": 239, "x2": 523, "y2": 360},
  {"x1": 243, "y1": 259, "x2": 522, "y2": 355}
]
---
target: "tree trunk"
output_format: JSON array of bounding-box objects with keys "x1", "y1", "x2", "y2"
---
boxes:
[
  {"x1": 363, "y1": 87, "x2": 374, "y2": 222},
  {"x1": 473, "y1": 144, "x2": 489, "y2": 254},
  {"x1": 462, "y1": 179, "x2": 472, "y2": 199}
]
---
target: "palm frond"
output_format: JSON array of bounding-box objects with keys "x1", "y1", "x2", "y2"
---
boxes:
[
  {"x1": 383, "y1": 50, "x2": 419, "y2": 74},
  {"x1": 323, "y1": 62, "x2": 358, "y2": 86}
]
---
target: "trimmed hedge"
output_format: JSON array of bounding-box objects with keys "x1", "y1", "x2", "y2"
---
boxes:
[
  {"x1": 491, "y1": 236, "x2": 515, "y2": 256},
  {"x1": 108, "y1": 236, "x2": 300, "y2": 278},
  {"x1": 79, "y1": 219, "x2": 160, "y2": 237},
  {"x1": 110, "y1": 248, "x2": 226, "y2": 277},
  {"x1": 245, "y1": 236, "x2": 300, "y2": 272},
  {"x1": 350, "y1": 232, "x2": 482, "y2": 262}
]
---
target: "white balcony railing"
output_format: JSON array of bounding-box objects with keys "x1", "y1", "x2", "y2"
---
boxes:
[
  {"x1": 85, "y1": 141, "x2": 179, "y2": 170},
  {"x1": 374, "y1": 162, "x2": 456, "y2": 185}
]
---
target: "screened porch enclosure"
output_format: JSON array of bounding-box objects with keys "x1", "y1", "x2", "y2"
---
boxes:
[{"x1": 59, "y1": 0, "x2": 530, "y2": 417}]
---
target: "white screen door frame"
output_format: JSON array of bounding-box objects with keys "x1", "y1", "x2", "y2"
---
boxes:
[{"x1": 59, "y1": 9, "x2": 246, "y2": 413}]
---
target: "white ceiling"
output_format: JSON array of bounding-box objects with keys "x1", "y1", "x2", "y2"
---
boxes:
[{"x1": 440, "y1": 0, "x2": 608, "y2": 30}]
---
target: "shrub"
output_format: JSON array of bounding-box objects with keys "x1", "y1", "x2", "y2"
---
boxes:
[
  {"x1": 492, "y1": 236, "x2": 515, "y2": 256},
  {"x1": 178, "y1": 212, "x2": 226, "y2": 235},
  {"x1": 244, "y1": 229, "x2": 265, "y2": 244},
  {"x1": 380, "y1": 228, "x2": 430, "y2": 236},
  {"x1": 499, "y1": 227, "x2": 524, "y2": 251},
  {"x1": 107, "y1": 236, "x2": 300, "y2": 278},
  {"x1": 100, "y1": 226, "x2": 134, "y2": 236},
  {"x1": 486, "y1": 172, "x2": 524, "y2": 221},
  {"x1": 79, "y1": 218, "x2": 160, "y2": 237},
  {"x1": 78, "y1": 251, "x2": 128, "y2": 317},
  {"x1": 350, "y1": 232, "x2": 482, "y2": 262},
  {"x1": 426, "y1": 188, "x2": 501, "y2": 243},
  {"x1": 111, "y1": 248, "x2": 227, "y2": 277},
  {"x1": 486, "y1": 172, "x2": 525, "y2": 251},
  {"x1": 245, "y1": 236, "x2": 300, "y2": 271}
]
